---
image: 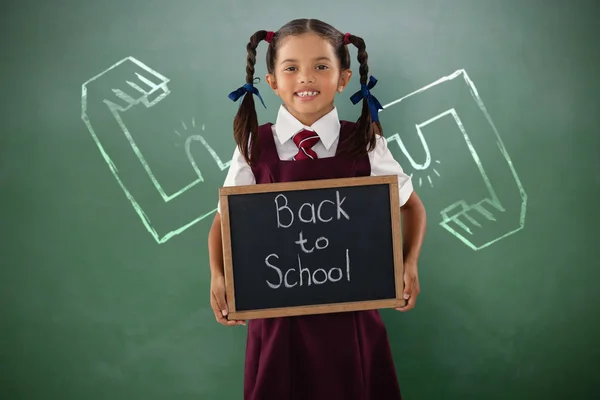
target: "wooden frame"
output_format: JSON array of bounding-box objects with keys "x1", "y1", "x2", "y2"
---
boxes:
[{"x1": 219, "y1": 175, "x2": 405, "y2": 320}]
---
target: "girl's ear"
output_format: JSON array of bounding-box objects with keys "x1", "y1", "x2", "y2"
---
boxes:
[
  {"x1": 266, "y1": 73, "x2": 279, "y2": 95},
  {"x1": 337, "y1": 69, "x2": 352, "y2": 93}
]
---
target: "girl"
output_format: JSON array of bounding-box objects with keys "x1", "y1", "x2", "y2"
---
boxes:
[{"x1": 208, "y1": 18, "x2": 426, "y2": 400}]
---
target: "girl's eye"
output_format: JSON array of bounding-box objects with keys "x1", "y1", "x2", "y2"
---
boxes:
[{"x1": 283, "y1": 65, "x2": 328, "y2": 72}]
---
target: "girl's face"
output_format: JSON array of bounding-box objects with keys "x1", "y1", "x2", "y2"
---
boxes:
[{"x1": 266, "y1": 33, "x2": 352, "y2": 126}]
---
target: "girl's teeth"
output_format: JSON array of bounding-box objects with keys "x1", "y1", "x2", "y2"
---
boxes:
[{"x1": 297, "y1": 91, "x2": 319, "y2": 97}]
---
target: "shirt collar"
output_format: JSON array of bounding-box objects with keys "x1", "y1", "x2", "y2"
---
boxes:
[{"x1": 274, "y1": 105, "x2": 341, "y2": 150}]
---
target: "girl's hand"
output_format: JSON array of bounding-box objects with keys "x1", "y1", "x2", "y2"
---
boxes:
[
  {"x1": 210, "y1": 274, "x2": 246, "y2": 326},
  {"x1": 396, "y1": 262, "x2": 420, "y2": 312}
]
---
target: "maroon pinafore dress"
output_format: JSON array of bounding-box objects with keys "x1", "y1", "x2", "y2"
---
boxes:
[{"x1": 244, "y1": 121, "x2": 403, "y2": 400}]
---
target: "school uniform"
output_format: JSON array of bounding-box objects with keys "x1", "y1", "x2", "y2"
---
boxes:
[{"x1": 219, "y1": 105, "x2": 413, "y2": 400}]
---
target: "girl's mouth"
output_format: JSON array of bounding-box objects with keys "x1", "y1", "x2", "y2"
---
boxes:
[{"x1": 295, "y1": 91, "x2": 320, "y2": 101}]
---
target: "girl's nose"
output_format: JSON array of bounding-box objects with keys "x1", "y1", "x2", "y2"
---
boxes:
[{"x1": 298, "y1": 73, "x2": 315, "y2": 84}]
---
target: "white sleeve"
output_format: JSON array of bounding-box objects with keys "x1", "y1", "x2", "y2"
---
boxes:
[
  {"x1": 369, "y1": 135, "x2": 414, "y2": 206},
  {"x1": 217, "y1": 146, "x2": 256, "y2": 214}
]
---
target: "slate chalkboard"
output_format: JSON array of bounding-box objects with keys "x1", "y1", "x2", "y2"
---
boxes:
[{"x1": 219, "y1": 175, "x2": 405, "y2": 320}]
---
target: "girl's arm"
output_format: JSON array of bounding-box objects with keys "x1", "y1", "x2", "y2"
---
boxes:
[
  {"x1": 207, "y1": 212, "x2": 244, "y2": 325},
  {"x1": 208, "y1": 212, "x2": 224, "y2": 278},
  {"x1": 400, "y1": 191, "x2": 427, "y2": 265},
  {"x1": 207, "y1": 145, "x2": 254, "y2": 325},
  {"x1": 397, "y1": 191, "x2": 426, "y2": 312}
]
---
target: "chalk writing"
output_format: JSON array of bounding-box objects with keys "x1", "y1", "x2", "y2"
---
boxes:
[
  {"x1": 265, "y1": 250, "x2": 351, "y2": 289},
  {"x1": 295, "y1": 232, "x2": 329, "y2": 253},
  {"x1": 274, "y1": 191, "x2": 350, "y2": 229},
  {"x1": 265, "y1": 190, "x2": 354, "y2": 290}
]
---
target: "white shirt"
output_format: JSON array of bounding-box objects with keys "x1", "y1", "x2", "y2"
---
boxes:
[{"x1": 218, "y1": 106, "x2": 413, "y2": 212}]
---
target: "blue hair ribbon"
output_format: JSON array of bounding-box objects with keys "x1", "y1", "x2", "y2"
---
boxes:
[
  {"x1": 349, "y1": 76, "x2": 383, "y2": 122},
  {"x1": 228, "y1": 82, "x2": 267, "y2": 108}
]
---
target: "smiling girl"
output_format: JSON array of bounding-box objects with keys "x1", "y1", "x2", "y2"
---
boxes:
[{"x1": 208, "y1": 18, "x2": 427, "y2": 400}]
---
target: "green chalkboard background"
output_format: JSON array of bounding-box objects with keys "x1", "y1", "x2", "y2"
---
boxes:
[{"x1": 2, "y1": 0, "x2": 599, "y2": 398}]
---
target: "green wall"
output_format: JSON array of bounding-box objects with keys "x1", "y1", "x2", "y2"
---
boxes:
[{"x1": 2, "y1": 0, "x2": 599, "y2": 398}]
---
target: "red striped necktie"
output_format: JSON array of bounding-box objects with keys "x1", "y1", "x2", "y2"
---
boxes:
[{"x1": 292, "y1": 129, "x2": 320, "y2": 160}]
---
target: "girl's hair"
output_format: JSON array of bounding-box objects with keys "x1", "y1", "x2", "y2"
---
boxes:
[{"x1": 233, "y1": 18, "x2": 382, "y2": 165}]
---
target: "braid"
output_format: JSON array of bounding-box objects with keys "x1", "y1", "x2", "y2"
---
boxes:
[
  {"x1": 244, "y1": 33, "x2": 262, "y2": 83},
  {"x1": 353, "y1": 37, "x2": 369, "y2": 86},
  {"x1": 233, "y1": 30, "x2": 270, "y2": 165},
  {"x1": 340, "y1": 33, "x2": 381, "y2": 158}
]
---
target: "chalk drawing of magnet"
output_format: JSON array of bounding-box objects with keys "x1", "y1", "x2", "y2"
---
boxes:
[
  {"x1": 379, "y1": 70, "x2": 527, "y2": 251},
  {"x1": 81, "y1": 57, "x2": 230, "y2": 244}
]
